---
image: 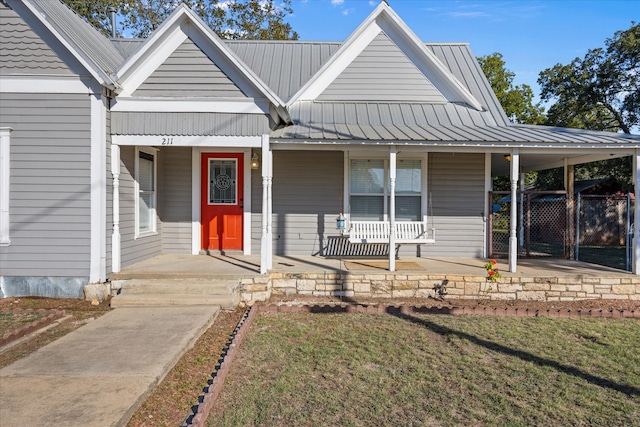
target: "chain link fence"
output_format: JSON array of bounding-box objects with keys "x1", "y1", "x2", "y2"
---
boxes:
[
  {"x1": 489, "y1": 191, "x2": 568, "y2": 258},
  {"x1": 576, "y1": 194, "x2": 634, "y2": 271},
  {"x1": 489, "y1": 191, "x2": 634, "y2": 271}
]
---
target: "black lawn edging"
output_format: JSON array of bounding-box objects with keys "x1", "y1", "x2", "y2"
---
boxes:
[{"x1": 182, "y1": 301, "x2": 640, "y2": 426}]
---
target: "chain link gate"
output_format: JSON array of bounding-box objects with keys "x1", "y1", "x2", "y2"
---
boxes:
[
  {"x1": 576, "y1": 194, "x2": 634, "y2": 271},
  {"x1": 489, "y1": 191, "x2": 569, "y2": 258}
]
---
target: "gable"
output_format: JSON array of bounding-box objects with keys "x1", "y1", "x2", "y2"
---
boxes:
[
  {"x1": 318, "y1": 32, "x2": 446, "y2": 103},
  {"x1": 132, "y1": 38, "x2": 246, "y2": 98},
  {"x1": 0, "y1": 3, "x2": 74, "y2": 76},
  {"x1": 290, "y1": 2, "x2": 484, "y2": 112}
]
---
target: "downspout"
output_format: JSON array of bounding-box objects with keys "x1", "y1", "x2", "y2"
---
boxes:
[
  {"x1": 508, "y1": 150, "x2": 519, "y2": 272},
  {"x1": 389, "y1": 146, "x2": 396, "y2": 272}
]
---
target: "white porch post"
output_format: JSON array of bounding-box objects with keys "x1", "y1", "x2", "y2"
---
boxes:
[
  {"x1": 389, "y1": 146, "x2": 396, "y2": 272},
  {"x1": 260, "y1": 134, "x2": 272, "y2": 274},
  {"x1": 111, "y1": 144, "x2": 121, "y2": 273},
  {"x1": 508, "y1": 150, "x2": 520, "y2": 272},
  {"x1": 519, "y1": 172, "x2": 525, "y2": 246},
  {"x1": 634, "y1": 150, "x2": 639, "y2": 274}
]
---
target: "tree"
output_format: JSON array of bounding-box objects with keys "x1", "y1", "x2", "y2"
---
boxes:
[
  {"x1": 63, "y1": 0, "x2": 299, "y2": 40},
  {"x1": 537, "y1": 22, "x2": 639, "y2": 191},
  {"x1": 62, "y1": 0, "x2": 118, "y2": 37},
  {"x1": 538, "y1": 22, "x2": 639, "y2": 134},
  {"x1": 478, "y1": 53, "x2": 545, "y2": 190},
  {"x1": 477, "y1": 53, "x2": 545, "y2": 125}
]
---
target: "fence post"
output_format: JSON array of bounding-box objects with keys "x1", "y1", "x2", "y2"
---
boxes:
[
  {"x1": 576, "y1": 192, "x2": 580, "y2": 262},
  {"x1": 627, "y1": 193, "x2": 631, "y2": 272}
]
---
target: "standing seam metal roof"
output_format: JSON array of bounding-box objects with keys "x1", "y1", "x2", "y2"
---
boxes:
[{"x1": 26, "y1": 0, "x2": 124, "y2": 79}]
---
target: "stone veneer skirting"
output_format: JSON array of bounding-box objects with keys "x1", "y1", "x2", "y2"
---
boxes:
[{"x1": 239, "y1": 272, "x2": 640, "y2": 304}]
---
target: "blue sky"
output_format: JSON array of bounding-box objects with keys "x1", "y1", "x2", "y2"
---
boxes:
[{"x1": 287, "y1": 0, "x2": 638, "y2": 104}]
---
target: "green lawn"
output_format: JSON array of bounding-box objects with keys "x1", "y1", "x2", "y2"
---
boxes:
[{"x1": 209, "y1": 312, "x2": 640, "y2": 426}]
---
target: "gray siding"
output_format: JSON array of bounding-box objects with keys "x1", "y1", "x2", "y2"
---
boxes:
[
  {"x1": 319, "y1": 32, "x2": 445, "y2": 103},
  {"x1": 251, "y1": 151, "x2": 485, "y2": 258},
  {"x1": 251, "y1": 151, "x2": 344, "y2": 255},
  {"x1": 133, "y1": 39, "x2": 246, "y2": 98},
  {"x1": 158, "y1": 147, "x2": 192, "y2": 253},
  {"x1": 0, "y1": 93, "x2": 91, "y2": 276},
  {"x1": 420, "y1": 152, "x2": 486, "y2": 257},
  {"x1": 0, "y1": 3, "x2": 74, "y2": 75},
  {"x1": 119, "y1": 146, "x2": 161, "y2": 268},
  {"x1": 111, "y1": 112, "x2": 270, "y2": 136}
]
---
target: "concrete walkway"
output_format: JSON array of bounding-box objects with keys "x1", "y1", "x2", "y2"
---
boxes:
[{"x1": 0, "y1": 305, "x2": 220, "y2": 427}]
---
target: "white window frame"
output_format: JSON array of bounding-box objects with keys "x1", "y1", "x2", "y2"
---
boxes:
[
  {"x1": 135, "y1": 147, "x2": 158, "y2": 238},
  {"x1": 0, "y1": 128, "x2": 10, "y2": 246},
  {"x1": 346, "y1": 152, "x2": 428, "y2": 223}
]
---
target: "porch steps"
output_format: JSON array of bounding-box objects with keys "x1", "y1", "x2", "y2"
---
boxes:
[{"x1": 110, "y1": 278, "x2": 240, "y2": 309}]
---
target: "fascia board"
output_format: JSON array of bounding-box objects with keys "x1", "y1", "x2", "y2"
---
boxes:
[
  {"x1": 180, "y1": 8, "x2": 286, "y2": 108},
  {"x1": 287, "y1": 3, "x2": 388, "y2": 105},
  {"x1": 12, "y1": 0, "x2": 114, "y2": 88},
  {"x1": 116, "y1": 25, "x2": 188, "y2": 96},
  {"x1": 288, "y1": 22, "x2": 382, "y2": 103},
  {"x1": 375, "y1": 13, "x2": 485, "y2": 112},
  {"x1": 115, "y1": 4, "x2": 192, "y2": 82},
  {"x1": 114, "y1": 4, "x2": 287, "y2": 120},
  {"x1": 287, "y1": 2, "x2": 484, "y2": 112}
]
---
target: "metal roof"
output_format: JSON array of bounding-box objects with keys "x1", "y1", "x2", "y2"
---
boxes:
[
  {"x1": 23, "y1": 0, "x2": 123, "y2": 81},
  {"x1": 272, "y1": 103, "x2": 640, "y2": 146},
  {"x1": 8, "y1": 1, "x2": 639, "y2": 149},
  {"x1": 226, "y1": 40, "x2": 341, "y2": 102},
  {"x1": 110, "y1": 38, "x2": 144, "y2": 59}
]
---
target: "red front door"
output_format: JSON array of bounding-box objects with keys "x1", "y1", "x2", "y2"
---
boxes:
[{"x1": 201, "y1": 153, "x2": 244, "y2": 251}]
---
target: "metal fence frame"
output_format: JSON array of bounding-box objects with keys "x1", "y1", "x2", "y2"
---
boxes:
[
  {"x1": 576, "y1": 193, "x2": 634, "y2": 271},
  {"x1": 489, "y1": 191, "x2": 568, "y2": 259}
]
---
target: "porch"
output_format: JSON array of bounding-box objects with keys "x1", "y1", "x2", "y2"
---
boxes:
[{"x1": 108, "y1": 254, "x2": 639, "y2": 305}]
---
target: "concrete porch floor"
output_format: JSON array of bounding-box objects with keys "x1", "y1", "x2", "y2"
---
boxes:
[{"x1": 109, "y1": 253, "x2": 634, "y2": 280}]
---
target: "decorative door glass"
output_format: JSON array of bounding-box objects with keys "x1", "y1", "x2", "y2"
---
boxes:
[{"x1": 209, "y1": 159, "x2": 237, "y2": 204}]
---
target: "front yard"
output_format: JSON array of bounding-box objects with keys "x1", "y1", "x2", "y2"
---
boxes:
[{"x1": 209, "y1": 311, "x2": 640, "y2": 426}]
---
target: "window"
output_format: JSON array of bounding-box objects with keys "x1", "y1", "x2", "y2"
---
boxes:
[
  {"x1": 0, "y1": 128, "x2": 10, "y2": 246},
  {"x1": 136, "y1": 148, "x2": 156, "y2": 236},
  {"x1": 349, "y1": 158, "x2": 422, "y2": 221}
]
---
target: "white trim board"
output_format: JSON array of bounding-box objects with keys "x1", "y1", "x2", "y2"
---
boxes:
[
  {"x1": 0, "y1": 77, "x2": 90, "y2": 94},
  {"x1": 0, "y1": 128, "x2": 11, "y2": 247},
  {"x1": 113, "y1": 135, "x2": 262, "y2": 147},
  {"x1": 110, "y1": 98, "x2": 269, "y2": 114},
  {"x1": 89, "y1": 93, "x2": 107, "y2": 283},
  {"x1": 191, "y1": 147, "x2": 252, "y2": 255}
]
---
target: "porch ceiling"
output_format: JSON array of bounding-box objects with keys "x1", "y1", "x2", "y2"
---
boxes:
[{"x1": 491, "y1": 152, "x2": 632, "y2": 176}]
